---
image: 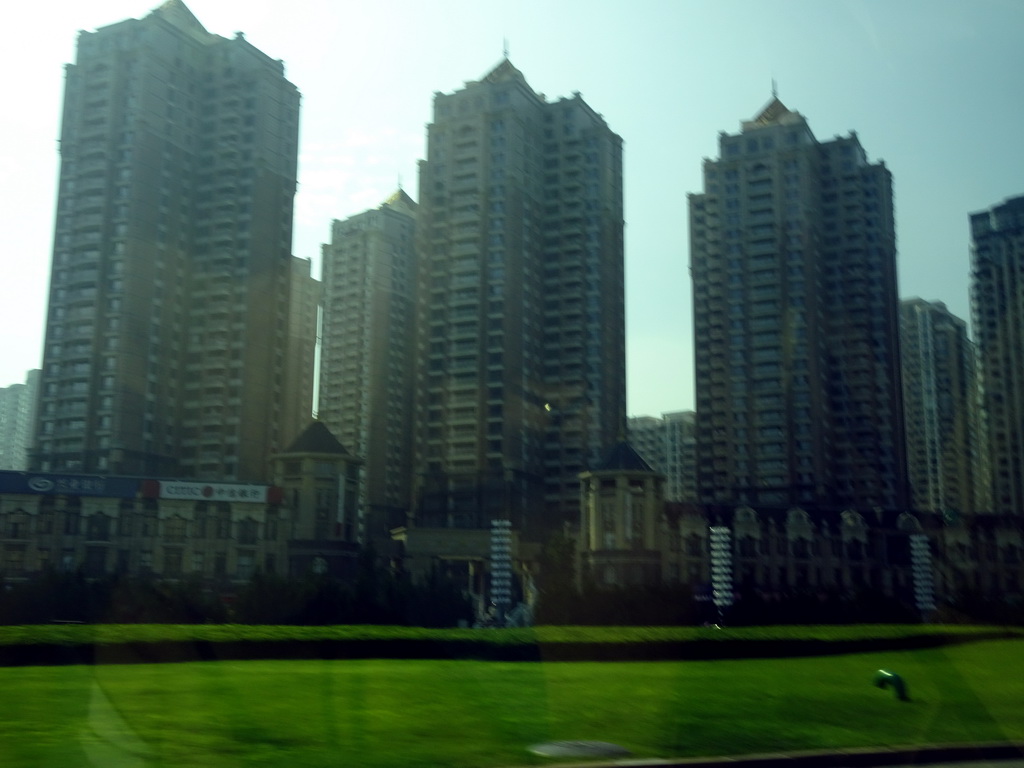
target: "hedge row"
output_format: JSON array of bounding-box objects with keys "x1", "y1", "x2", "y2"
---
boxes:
[{"x1": 0, "y1": 625, "x2": 1018, "y2": 666}]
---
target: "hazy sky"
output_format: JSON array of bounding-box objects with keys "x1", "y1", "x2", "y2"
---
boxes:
[{"x1": 2, "y1": 0, "x2": 1022, "y2": 418}]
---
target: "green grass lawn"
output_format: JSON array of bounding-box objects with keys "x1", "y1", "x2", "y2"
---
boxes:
[{"x1": 1, "y1": 638, "x2": 1022, "y2": 767}]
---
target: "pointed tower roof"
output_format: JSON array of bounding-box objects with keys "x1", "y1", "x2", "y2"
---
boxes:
[
  {"x1": 752, "y1": 97, "x2": 791, "y2": 126},
  {"x1": 593, "y1": 441, "x2": 656, "y2": 473},
  {"x1": 382, "y1": 188, "x2": 417, "y2": 216},
  {"x1": 482, "y1": 58, "x2": 527, "y2": 85},
  {"x1": 742, "y1": 95, "x2": 806, "y2": 132},
  {"x1": 147, "y1": 0, "x2": 213, "y2": 42},
  {"x1": 283, "y1": 421, "x2": 352, "y2": 456}
]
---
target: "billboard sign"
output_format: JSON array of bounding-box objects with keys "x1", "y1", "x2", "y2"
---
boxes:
[
  {"x1": 155, "y1": 481, "x2": 269, "y2": 504},
  {"x1": 0, "y1": 471, "x2": 140, "y2": 499}
]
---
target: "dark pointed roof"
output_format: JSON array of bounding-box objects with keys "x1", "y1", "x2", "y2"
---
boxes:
[
  {"x1": 594, "y1": 441, "x2": 655, "y2": 473},
  {"x1": 283, "y1": 421, "x2": 352, "y2": 456}
]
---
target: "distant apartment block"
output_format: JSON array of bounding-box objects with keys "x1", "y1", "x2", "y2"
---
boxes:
[
  {"x1": 690, "y1": 98, "x2": 907, "y2": 511},
  {"x1": 971, "y1": 195, "x2": 1024, "y2": 515},
  {"x1": 284, "y1": 257, "x2": 320, "y2": 448},
  {"x1": 0, "y1": 371, "x2": 40, "y2": 471},
  {"x1": 627, "y1": 411, "x2": 696, "y2": 502},
  {"x1": 33, "y1": 1, "x2": 306, "y2": 482},
  {"x1": 319, "y1": 191, "x2": 418, "y2": 540},
  {"x1": 900, "y1": 299, "x2": 987, "y2": 517}
]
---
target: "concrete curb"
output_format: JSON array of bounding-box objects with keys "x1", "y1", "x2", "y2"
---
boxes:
[{"x1": 523, "y1": 741, "x2": 1024, "y2": 768}]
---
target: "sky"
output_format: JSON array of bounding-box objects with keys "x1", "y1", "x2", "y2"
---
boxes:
[{"x1": 1, "y1": 0, "x2": 1022, "y2": 418}]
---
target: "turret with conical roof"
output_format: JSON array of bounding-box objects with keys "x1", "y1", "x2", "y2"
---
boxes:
[
  {"x1": 578, "y1": 441, "x2": 666, "y2": 587},
  {"x1": 271, "y1": 422, "x2": 364, "y2": 548}
]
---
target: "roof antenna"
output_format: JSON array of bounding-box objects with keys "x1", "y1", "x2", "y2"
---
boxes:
[
  {"x1": 503, "y1": 36, "x2": 509, "y2": 59},
  {"x1": 771, "y1": 76, "x2": 778, "y2": 99},
  {"x1": 397, "y1": 172, "x2": 403, "y2": 191}
]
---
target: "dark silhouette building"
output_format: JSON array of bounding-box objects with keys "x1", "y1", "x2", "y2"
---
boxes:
[
  {"x1": 971, "y1": 195, "x2": 1024, "y2": 516},
  {"x1": 690, "y1": 98, "x2": 908, "y2": 513}
]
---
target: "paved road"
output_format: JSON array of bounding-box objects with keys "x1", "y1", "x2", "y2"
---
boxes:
[{"x1": 539, "y1": 743, "x2": 1024, "y2": 768}]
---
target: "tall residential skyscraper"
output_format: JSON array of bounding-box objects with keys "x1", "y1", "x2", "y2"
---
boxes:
[
  {"x1": 900, "y1": 298, "x2": 986, "y2": 516},
  {"x1": 0, "y1": 370, "x2": 40, "y2": 471},
  {"x1": 970, "y1": 195, "x2": 1024, "y2": 515},
  {"x1": 319, "y1": 190, "x2": 418, "y2": 538},
  {"x1": 34, "y1": 1, "x2": 303, "y2": 482},
  {"x1": 411, "y1": 60, "x2": 625, "y2": 534},
  {"x1": 690, "y1": 98, "x2": 907, "y2": 512}
]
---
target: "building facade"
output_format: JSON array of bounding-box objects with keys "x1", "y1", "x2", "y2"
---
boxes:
[
  {"x1": 579, "y1": 442, "x2": 665, "y2": 586},
  {"x1": 689, "y1": 98, "x2": 907, "y2": 513},
  {"x1": 319, "y1": 191, "x2": 418, "y2": 540},
  {"x1": 627, "y1": 410, "x2": 697, "y2": 503},
  {"x1": 0, "y1": 422, "x2": 362, "y2": 583},
  {"x1": 411, "y1": 59, "x2": 626, "y2": 536},
  {"x1": 33, "y1": 1, "x2": 304, "y2": 482},
  {"x1": 0, "y1": 371, "x2": 40, "y2": 471},
  {"x1": 900, "y1": 298, "x2": 986, "y2": 517},
  {"x1": 971, "y1": 195, "x2": 1024, "y2": 516}
]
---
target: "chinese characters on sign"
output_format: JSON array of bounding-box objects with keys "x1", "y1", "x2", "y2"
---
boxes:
[{"x1": 158, "y1": 482, "x2": 269, "y2": 504}]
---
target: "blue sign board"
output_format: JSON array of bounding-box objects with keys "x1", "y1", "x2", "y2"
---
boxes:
[{"x1": 0, "y1": 471, "x2": 141, "y2": 499}]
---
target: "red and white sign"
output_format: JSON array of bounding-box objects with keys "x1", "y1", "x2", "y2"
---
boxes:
[{"x1": 157, "y1": 481, "x2": 269, "y2": 504}]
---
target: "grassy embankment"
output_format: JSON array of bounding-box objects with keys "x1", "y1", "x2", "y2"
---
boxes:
[{"x1": 0, "y1": 626, "x2": 1021, "y2": 767}]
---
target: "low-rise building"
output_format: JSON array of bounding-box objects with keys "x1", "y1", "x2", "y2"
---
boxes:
[{"x1": 0, "y1": 422, "x2": 363, "y2": 583}]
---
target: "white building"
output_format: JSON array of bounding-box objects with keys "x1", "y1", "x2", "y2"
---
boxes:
[{"x1": 0, "y1": 370, "x2": 40, "y2": 471}]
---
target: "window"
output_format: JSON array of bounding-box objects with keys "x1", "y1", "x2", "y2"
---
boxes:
[
  {"x1": 86, "y1": 514, "x2": 110, "y2": 541},
  {"x1": 238, "y1": 518, "x2": 259, "y2": 545},
  {"x1": 164, "y1": 516, "x2": 187, "y2": 542},
  {"x1": 216, "y1": 509, "x2": 232, "y2": 538},
  {"x1": 237, "y1": 552, "x2": 254, "y2": 580},
  {"x1": 163, "y1": 548, "x2": 183, "y2": 576}
]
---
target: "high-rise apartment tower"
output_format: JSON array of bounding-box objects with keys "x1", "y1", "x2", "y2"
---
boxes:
[
  {"x1": 970, "y1": 195, "x2": 1024, "y2": 515},
  {"x1": 319, "y1": 191, "x2": 418, "y2": 539},
  {"x1": 690, "y1": 98, "x2": 907, "y2": 512},
  {"x1": 900, "y1": 298, "x2": 986, "y2": 516},
  {"x1": 411, "y1": 60, "x2": 626, "y2": 534},
  {"x1": 33, "y1": 1, "x2": 305, "y2": 481}
]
